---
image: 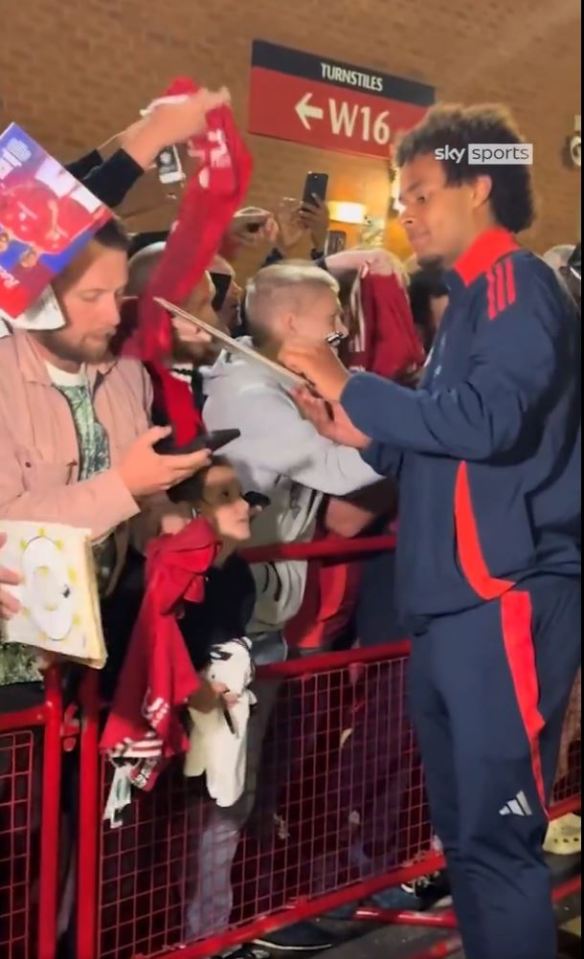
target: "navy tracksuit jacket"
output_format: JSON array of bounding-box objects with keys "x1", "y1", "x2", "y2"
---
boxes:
[{"x1": 341, "y1": 227, "x2": 581, "y2": 959}]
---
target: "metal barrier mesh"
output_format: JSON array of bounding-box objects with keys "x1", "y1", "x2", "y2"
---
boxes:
[
  {"x1": 0, "y1": 730, "x2": 36, "y2": 959},
  {"x1": 552, "y1": 671, "x2": 581, "y2": 806},
  {"x1": 97, "y1": 651, "x2": 433, "y2": 959},
  {"x1": 96, "y1": 655, "x2": 581, "y2": 959}
]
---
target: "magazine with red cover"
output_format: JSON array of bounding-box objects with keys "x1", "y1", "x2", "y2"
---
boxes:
[{"x1": 0, "y1": 123, "x2": 112, "y2": 319}]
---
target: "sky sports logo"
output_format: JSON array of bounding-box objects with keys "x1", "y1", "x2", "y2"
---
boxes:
[{"x1": 435, "y1": 144, "x2": 534, "y2": 165}]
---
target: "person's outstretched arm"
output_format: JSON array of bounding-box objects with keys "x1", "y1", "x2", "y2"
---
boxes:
[
  {"x1": 69, "y1": 88, "x2": 231, "y2": 209},
  {"x1": 282, "y1": 258, "x2": 575, "y2": 463}
]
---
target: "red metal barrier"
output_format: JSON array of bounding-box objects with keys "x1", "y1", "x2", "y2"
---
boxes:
[
  {"x1": 392, "y1": 873, "x2": 584, "y2": 959},
  {"x1": 0, "y1": 669, "x2": 62, "y2": 959},
  {"x1": 78, "y1": 645, "x2": 580, "y2": 959},
  {"x1": 0, "y1": 724, "x2": 37, "y2": 959},
  {"x1": 0, "y1": 531, "x2": 580, "y2": 959},
  {"x1": 241, "y1": 533, "x2": 396, "y2": 564},
  {"x1": 0, "y1": 653, "x2": 580, "y2": 959},
  {"x1": 77, "y1": 673, "x2": 102, "y2": 959}
]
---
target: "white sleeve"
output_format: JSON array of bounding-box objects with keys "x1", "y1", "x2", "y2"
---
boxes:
[
  {"x1": 248, "y1": 560, "x2": 307, "y2": 634},
  {"x1": 228, "y1": 387, "x2": 381, "y2": 497}
]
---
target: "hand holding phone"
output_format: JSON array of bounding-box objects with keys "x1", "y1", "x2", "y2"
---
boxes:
[
  {"x1": 141, "y1": 89, "x2": 231, "y2": 147},
  {"x1": 154, "y1": 429, "x2": 241, "y2": 456},
  {"x1": 300, "y1": 200, "x2": 330, "y2": 255},
  {"x1": 118, "y1": 427, "x2": 212, "y2": 499},
  {"x1": 139, "y1": 105, "x2": 185, "y2": 185},
  {"x1": 276, "y1": 197, "x2": 306, "y2": 252},
  {"x1": 302, "y1": 172, "x2": 329, "y2": 209},
  {"x1": 155, "y1": 144, "x2": 185, "y2": 185}
]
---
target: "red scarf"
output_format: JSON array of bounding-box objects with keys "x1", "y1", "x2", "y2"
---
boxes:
[
  {"x1": 348, "y1": 272, "x2": 425, "y2": 379},
  {"x1": 100, "y1": 519, "x2": 219, "y2": 791},
  {"x1": 123, "y1": 77, "x2": 253, "y2": 444}
]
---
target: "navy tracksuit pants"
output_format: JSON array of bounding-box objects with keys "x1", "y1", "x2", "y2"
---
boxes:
[{"x1": 409, "y1": 576, "x2": 580, "y2": 959}]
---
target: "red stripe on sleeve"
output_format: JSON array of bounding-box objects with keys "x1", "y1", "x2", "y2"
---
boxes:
[
  {"x1": 505, "y1": 256, "x2": 517, "y2": 307},
  {"x1": 495, "y1": 262, "x2": 507, "y2": 314},
  {"x1": 486, "y1": 269, "x2": 497, "y2": 319}
]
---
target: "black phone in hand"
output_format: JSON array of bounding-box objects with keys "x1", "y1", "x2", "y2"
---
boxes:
[
  {"x1": 302, "y1": 172, "x2": 329, "y2": 208},
  {"x1": 154, "y1": 429, "x2": 241, "y2": 456}
]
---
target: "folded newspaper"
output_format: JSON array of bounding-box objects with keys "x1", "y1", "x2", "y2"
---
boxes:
[
  {"x1": 0, "y1": 520, "x2": 106, "y2": 669},
  {"x1": 0, "y1": 123, "x2": 111, "y2": 323}
]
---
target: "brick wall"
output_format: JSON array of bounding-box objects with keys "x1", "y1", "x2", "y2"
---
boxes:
[{"x1": 1, "y1": 0, "x2": 580, "y2": 256}]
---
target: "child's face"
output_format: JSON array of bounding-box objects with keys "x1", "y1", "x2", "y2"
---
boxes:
[{"x1": 196, "y1": 464, "x2": 251, "y2": 545}]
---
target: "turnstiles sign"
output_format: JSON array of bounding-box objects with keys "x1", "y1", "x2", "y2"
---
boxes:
[{"x1": 249, "y1": 40, "x2": 435, "y2": 160}]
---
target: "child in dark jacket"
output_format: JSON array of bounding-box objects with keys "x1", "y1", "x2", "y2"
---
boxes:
[
  {"x1": 171, "y1": 457, "x2": 257, "y2": 677},
  {"x1": 170, "y1": 460, "x2": 283, "y2": 951}
]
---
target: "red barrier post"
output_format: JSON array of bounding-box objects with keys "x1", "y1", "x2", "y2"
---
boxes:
[
  {"x1": 76, "y1": 671, "x2": 101, "y2": 959},
  {"x1": 38, "y1": 666, "x2": 63, "y2": 959}
]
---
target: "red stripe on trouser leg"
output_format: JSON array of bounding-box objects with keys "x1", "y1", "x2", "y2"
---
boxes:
[
  {"x1": 500, "y1": 590, "x2": 547, "y2": 814},
  {"x1": 454, "y1": 462, "x2": 513, "y2": 601}
]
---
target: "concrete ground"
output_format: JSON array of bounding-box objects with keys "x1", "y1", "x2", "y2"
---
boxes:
[
  {"x1": 311, "y1": 895, "x2": 580, "y2": 959},
  {"x1": 284, "y1": 854, "x2": 581, "y2": 959}
]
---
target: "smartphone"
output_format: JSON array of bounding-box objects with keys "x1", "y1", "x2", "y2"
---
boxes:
[
  {"x1": 302, "y1": 172, "x2": 329, "y2": 208},
  {"x1": 154, "y1": 429, "x2": 241, "y2": 456},
  {"x1": 210, "y1": 272, "x2": 232, "y2": 313},
  {"x1": 155, "y1": 145, "x2": 185, "y2": 186}
]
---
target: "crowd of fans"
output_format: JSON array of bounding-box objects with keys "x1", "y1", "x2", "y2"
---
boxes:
[{"x1": 0, "y1": 88, "x2": 581, "y2": 959}]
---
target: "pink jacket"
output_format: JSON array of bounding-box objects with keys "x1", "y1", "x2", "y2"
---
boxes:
[{"x1": 0, "y1": 331, "x2": 169, "y2": 592}]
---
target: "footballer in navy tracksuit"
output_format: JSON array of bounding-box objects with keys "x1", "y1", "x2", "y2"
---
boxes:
[{"x1": 281, "y1": 107, "x2": 581, "y2": 959}]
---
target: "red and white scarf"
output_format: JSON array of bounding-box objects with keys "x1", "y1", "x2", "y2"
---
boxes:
[{"x1": 122, "y1": 77, "x2": 252, "y2": 443}]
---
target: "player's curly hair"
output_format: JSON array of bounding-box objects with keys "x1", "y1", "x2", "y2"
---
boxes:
[{"x1": 396, "y1": 104, "x2": 536, "y2": 234}]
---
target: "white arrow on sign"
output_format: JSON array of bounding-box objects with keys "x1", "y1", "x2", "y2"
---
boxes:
[{"x1": 295, "y1": 93, "x2": 324, "y2": 130}]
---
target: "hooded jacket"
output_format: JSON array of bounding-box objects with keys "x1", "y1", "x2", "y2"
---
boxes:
[{"x1": 203, "y1": 342, "x2": 381, "y2": 633}]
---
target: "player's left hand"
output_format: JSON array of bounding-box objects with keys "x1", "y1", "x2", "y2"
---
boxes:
[
  {"x1": 278, "y1": 338, "x2": 350, "y2": 402},
  {"x1": 292, "y1": 389, "x2": 371, "y2": 449}
]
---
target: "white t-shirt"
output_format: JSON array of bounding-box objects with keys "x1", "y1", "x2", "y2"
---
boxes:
[{"x1": 45, "y1": 360, "x2": 87, "y2": 388}]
